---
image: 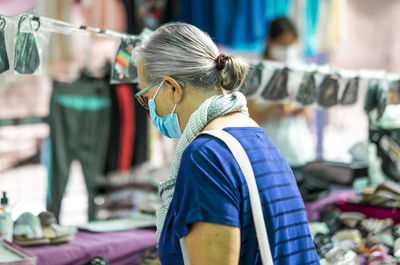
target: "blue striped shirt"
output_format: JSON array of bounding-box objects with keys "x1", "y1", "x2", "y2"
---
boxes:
[{"x1": 158, "y1": 127, "x2": 319, "y2": 265}]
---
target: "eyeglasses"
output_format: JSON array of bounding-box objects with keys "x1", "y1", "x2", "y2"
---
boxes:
[
  {"x1": 135, "y1": 83, "x2": 154, "y2": 110},
  {"x1": 135, "y1": 79, "x2": 186, "y2": 109}
]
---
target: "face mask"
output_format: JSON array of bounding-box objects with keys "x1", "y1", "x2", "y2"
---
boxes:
[
  {"x1": 148, "y1": 82, "x2": 182, "y2": 139},
  {"x1": 270, "y1": 44, "x2": 298, "y2": 63},
  {"x1": 14, "y1": 15, "x2": 40, "y2": 74},
  {"x1": 0, "y1": 17, "x2": 9, "y2": 74}
]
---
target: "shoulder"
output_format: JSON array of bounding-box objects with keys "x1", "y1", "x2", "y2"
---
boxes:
[
  {"x1": 179, "y1": 133, "x2": 229, "y2": 178},
  {"x1": 184, "y1": 133, "x2": 226, "y2": 157},
  {"x1": 180, "y1": 127, "x2": 276, "y2": 174}
]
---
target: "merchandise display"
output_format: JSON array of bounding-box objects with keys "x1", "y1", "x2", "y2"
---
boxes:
[{"x1": 311, "y1": 184, "x2": 400, "y2": 264}]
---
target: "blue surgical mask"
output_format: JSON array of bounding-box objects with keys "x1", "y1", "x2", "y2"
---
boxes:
[{"x1": 148, "y1": 82, "x2": 182, "y2": 138}]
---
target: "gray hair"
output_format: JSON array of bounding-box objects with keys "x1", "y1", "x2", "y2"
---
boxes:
[{"x1": 133, "y1": 23, "x2": 248, "y2": 92}]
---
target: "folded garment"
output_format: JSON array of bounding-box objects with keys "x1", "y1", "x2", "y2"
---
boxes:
[
  {"x1": 314, "y1": 233, "x2": 333, "y2": 257},
  {"x1": 336, "y1": 201, "x2": 400, "y2": 224},
  {"x1": 323, "y1": 247, "x2": 359, "y2": 265},
  {"x1": 370, "y1": 232, "x2": 394, "y2": 248},
  {"x1": 340, "y1": 212, "x2": 366, "y2": 228},
  {"x1": 375, "y1": 182, "x2": 400, "y2": 196},
  {"x1": 361, "y1": 218, "x2": 393, "y2": 235},
  {"x1": 334, "y1": 229, "x2": 362, "y2": 245},
  {"x1": 358, "y1": 241, "x2": 389, "y2": 256},
  {"x1": 13, "y1": 235, "x2": 50, "y2": 246},
  {"x1": 309, "y1": 222, "x2": 330, "y2": 239},
  {"x1": 367, "y1": 254, "x2": 396, "y2": 265},
  {"x1": 394, "y1": 238, "x2": 400, "y2": 257}
]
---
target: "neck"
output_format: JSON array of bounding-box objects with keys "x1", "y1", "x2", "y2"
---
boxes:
[
  {"x1": 177, "y1": 88, "x2": 220, "y2": 133},
  {"x1": 263, "y1": 50, "x2": 274, "y2": 61}
]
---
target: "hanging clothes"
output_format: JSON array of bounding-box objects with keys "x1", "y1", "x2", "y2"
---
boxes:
[
  {"x1": 103, "y1": 83, "x2": 136, "y2": 174},
  {"x1": 47, "y1": 73, "x2": 111, "y2": 221},
  {"x1": 103, "y1": 83, "x2": 121, "y2": 174},
  {"x1": 174, "y1": 0, "x2": 265, "y2": 51},
  {"x1": 132, "y1": 83, "x2": 149, "y2": 165},
  {"x1": 122, "y1": 4, "x2": 150, "y2": 166},
  {"x1": 116, "y1": 84, "x2": 135, "y2": 171},
  {"x1": 316, "y1": 0, "x2": 347, "y2": 53},
  {"x1": 121, "y1": 0, "x2": 141, "y2": 34},
  {"x1": 264, "y1": 0, "x2": 292, "y2": 27},
  {"x1": 303, "y1": 0, "x2": 320, "y2": 57}
]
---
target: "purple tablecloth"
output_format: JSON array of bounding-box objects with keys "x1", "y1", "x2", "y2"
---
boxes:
[
  {"x1": 21, "y1": 229, "x2": 157, "y2": 265},
  {"x1": 304, "y1": 189, "x2": 359, "y2": 222}
]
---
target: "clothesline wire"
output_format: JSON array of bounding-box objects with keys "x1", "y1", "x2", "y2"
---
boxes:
[{"x1": 28, "y1": 14, "x2": 142, "y2": 40}]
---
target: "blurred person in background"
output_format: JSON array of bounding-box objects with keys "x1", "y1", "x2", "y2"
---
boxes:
[{"x1": 248, "y1": 17, "x2": 315, "y2": 180}]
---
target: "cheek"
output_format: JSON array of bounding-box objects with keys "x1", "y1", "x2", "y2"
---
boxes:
[
  {"x1": 153, "y1": 99, "x2": 168, "y2": 117},
  {"x1": 154, "y1": 92, "x2": 174, "y2": 117}
]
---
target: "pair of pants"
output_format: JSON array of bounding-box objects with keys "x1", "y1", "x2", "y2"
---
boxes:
[{"x1": 47, "y1": 75, "x2": 111, "y2": 221}]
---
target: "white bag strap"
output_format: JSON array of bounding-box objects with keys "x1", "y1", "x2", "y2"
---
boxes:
[{"x1": 179, "y1": 129, "x2": 274, "y2": 265}]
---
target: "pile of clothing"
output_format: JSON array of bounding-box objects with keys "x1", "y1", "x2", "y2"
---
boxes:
[
  {"x1": 95, "y1": 162, "x2": 168, "y2": 220},
  {"x1": 311, "y1": 182, "x2": 400, "y2": 265}
]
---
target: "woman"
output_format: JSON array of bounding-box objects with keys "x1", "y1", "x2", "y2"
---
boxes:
[
  {"x1": 248, "y1": 17, "x2": 315, "y2": 178},
  {"x1": 134, "y1": 23, "x2": 319, "y2": 265}
]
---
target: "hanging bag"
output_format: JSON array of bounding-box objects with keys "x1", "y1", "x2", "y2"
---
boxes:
[
  {"x1": 295, "y1": 71, "x2": 317, "y2": 105},
  {"x1": 261, "y1": 67, "x2": 290, "y2": 101},
  {"x1": 340, "y1": 77, "x2": 360, "y2": 105},
  {"x1": 241, "y1": 63, "x2": 264, "y2": 97},
  {"x1": 179, "y1": 129, "x2": 274, "y2": 265},
  {"x1": 14, "y1": 15, "x2": 40, "y2": 74},
  {"x1": 0, "y1": 16, "x2": 10, "y2": 74},
  {"x1": 317, "y1": 74, "x2": 340, "y2": 108}
]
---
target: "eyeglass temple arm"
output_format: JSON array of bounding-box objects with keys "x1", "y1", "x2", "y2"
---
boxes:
[{"x1": 135, "y1": 80, "x2": 185, "y2": 98}]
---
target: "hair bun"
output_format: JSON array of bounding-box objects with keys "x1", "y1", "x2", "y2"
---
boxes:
[
  {"x1": 216, "y1": 54, "x2": 228, "y2": 71},
  {"x1": 219, "y1": 55, "x2": 249, "y2": 91}
]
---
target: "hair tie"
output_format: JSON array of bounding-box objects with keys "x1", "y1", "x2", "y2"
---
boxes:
[{"x1": 216, "y1": 53, "x2": 227, "y2": 71}]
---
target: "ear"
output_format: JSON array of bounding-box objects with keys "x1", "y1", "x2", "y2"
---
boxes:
[{"x1": 163, "y1": 76, "x2": 183, "y2": 104}]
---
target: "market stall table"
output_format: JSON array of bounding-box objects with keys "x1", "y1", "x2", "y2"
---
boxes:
[{"x1": 20, "y1": 229, "x2": 157, "y2": 265}]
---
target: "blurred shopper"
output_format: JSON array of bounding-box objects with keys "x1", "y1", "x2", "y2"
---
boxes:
[{"x1": 248, "y1": 17, "x2": 315, "y2": 179}]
